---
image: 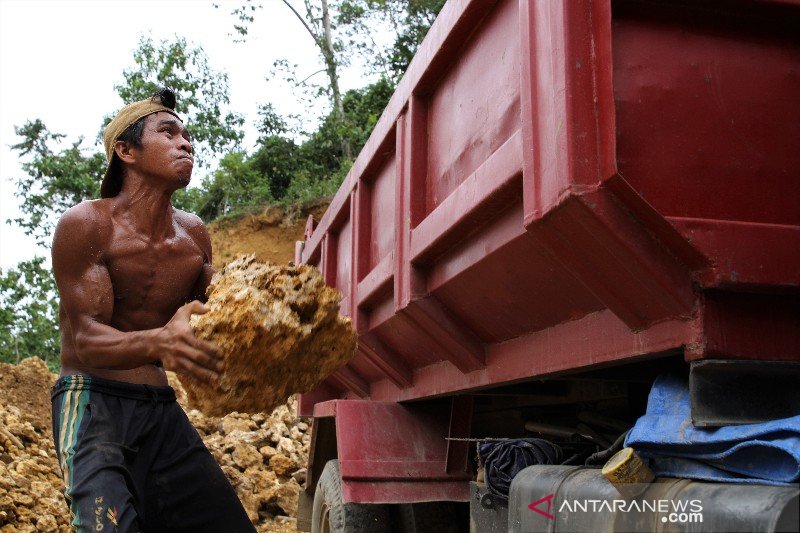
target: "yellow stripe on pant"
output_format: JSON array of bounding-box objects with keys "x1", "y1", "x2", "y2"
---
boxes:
[{"x1": 56, "y1": 376, "x2": 91, "y2": 530}]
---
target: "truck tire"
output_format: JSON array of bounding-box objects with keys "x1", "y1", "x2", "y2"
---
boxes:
[
  {"x1": 396, "y1": 502, "x2": 467, "y2": 533},
  {"x1": 311, "y1": 460, "x2": 393, "y2": 533}
]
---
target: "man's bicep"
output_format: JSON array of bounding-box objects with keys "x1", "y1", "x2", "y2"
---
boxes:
[
  {"x1": 193, "y1": 263, "x2": 214, "y2": 302},
  {"x1": 51, "y1": 210, "x2": 114, "y2": 333}
]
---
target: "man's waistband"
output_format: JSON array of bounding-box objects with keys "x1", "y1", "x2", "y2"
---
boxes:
[{"x1": 51, "y1": 374, "x2": 176, "y2": 403}]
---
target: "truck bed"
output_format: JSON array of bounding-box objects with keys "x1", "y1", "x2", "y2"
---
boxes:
[{"x1": 297, "y1": 0, "x2": 800, "y2": 416}]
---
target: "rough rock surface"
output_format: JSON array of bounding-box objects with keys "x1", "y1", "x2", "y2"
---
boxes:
[
  {"x1": 169, "y1": 373, "x2": 311, "y2": 532},
  {"x1": 0, "y1": 359, "x2": 311, "y2": 533},
  {"x1": 0, "y1": 358, "x2": 69, "y2": 532},
  {"x1": 181, "y1": 255, "x2": 356, "y2": 417}
]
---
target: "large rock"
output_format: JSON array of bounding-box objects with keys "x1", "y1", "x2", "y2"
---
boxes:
[
  {"x1": 232, "y1": 443, "x2": 263, "y2": 470},
  {"x1": 275, "y1": 478, "x2": 301, "y2": 517},
  {"x1": 269, "y1": 454, "x2": 297, "y2": 477},
  {"x1": 181, "y1": 255, "x2": 356, "y2": 417}
]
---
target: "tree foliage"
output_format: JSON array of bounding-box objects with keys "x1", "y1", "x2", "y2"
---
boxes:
[
  {"x1": 184, "y1": 76, "x2": 395, "y2": 220},
  {"x1": 228, "y1": 0, "x2": 444, "y2": 83},
  {"x1": 278, "y1": 0, "x2": 353, "y2": 158},
  {"x1": 222, "y1": 0, "x2": 443, "y2": 177},
  {"x1": 0, "y1": 258, "x2": 60, "y2": 370},
  {"x1": 296, "y1": 76, "x2": 393, "y2": 177},
  {"x1": 192, "y1": 151, "x2": 275, "y2": 220},
  {"x1": 10, "y1": 120, "x2": 105, "y2": 246},
  {"x1": 337, "y1": 0, "x2": 446, "y2": 82}
]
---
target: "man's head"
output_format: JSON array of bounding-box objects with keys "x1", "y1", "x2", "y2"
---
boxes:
[{"x1": 101, "y1": 88, "x2": 193, "y2": 198}]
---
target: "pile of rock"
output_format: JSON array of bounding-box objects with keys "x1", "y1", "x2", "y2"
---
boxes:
[
  {"x1": 0, "y1": 358, "x2": 69, "y2": 532},
  {"x1": 0, "y1": 405, "x2": 68, "y2": 532},
  {"x1": 0, "y1": 359, "x2": 311, "y2": 533},
  {"x1": 170, "y1": 373, "x2": 311, "y2": 532}
]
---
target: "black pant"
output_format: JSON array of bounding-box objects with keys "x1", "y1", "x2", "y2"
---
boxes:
[{"x1": 51, "y1": 374, "x2": 255, "y2": 532}]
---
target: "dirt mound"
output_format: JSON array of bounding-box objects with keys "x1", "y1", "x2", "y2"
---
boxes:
[
  {"x1": 0, "y1": 357, "x2": 56, "y2": 434},
  {"x1": 168, "y1": 373, "x2": 309, "y2": 533},
  {"x1": 209, "y1": 200, "x2": 329, "y2": 269},
  {"x1": 0, "y1": 358, "x2": 68, "y2": 532},
  {"x1": 183, "y1": 255, "x2": 356, "y2": 416},
  {"x1": 0, "y1": 359, "x2": 310, "y2": 533}
]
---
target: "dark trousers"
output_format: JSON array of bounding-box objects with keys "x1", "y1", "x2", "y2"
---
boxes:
[{"x1": 51, "y1": 374, "x2": 255, "y2": 532}]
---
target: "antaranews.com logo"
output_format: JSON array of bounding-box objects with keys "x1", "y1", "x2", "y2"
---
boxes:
[{"x1": 529, "y1": 494, "x2": 703, "y2": 524}]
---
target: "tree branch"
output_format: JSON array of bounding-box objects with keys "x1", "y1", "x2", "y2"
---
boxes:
[
  {"x1": 281, "y1": 0, "x2": 321, "y2": 47},
  {"x1": 299, "y1": 68, "x2": 327, "y2": 84}
]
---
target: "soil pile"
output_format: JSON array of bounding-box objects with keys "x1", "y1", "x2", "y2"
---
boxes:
[
  {"x1": 209, "y1": 201, "x2": 329, "y2": 269},
  {"x1": 182, "y1": 255, "x2": 356, "y2": 417},
  {"x1": 0, "y1": 359, "x2": 311, "y2": 533},
  {"x1": 168, "y1": 373, "x2": 310, "y2": 533},
  {"x1": 0, "y1": 358, "x2": 68, "y2": 532}
]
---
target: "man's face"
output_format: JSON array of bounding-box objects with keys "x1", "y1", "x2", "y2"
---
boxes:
[{"x1": 133, "y1": 111, "x2": 194, "y2": 190}]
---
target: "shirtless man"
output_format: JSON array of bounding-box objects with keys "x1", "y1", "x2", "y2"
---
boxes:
[{"x1": 50, "y1": 88, "x2": 255, "y2": 532}]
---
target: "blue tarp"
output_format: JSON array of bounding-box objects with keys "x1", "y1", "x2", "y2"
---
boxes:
[{"x1": 625, "y1": 373, "x2": 800, "y2": 486}]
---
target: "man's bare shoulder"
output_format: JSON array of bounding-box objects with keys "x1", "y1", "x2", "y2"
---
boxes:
[
  {"x1": 174, "y1": 208, "x2": 212, "y2": 258},
  {"x1": 53, "y1": 199, "x2": 113, "y2": 249},
  {"x1": 173, "y1": 208, "x2": 205, "y2": 230}
]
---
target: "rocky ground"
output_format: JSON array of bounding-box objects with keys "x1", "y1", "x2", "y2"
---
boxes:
[
  {"x1": 0, "y1": 358, "x2": 65, "y2": 532},
  {"x1": 0, "y1": 357, "x2": 311, "y2": 532}
]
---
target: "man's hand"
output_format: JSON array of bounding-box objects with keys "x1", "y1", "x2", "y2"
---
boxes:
[{"x1": 158, "y1": 300, "x2": 224, "y2": 384}]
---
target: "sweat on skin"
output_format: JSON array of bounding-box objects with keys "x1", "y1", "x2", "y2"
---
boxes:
[{"x1": 52, "y1": 110, "x2": 222, "y2": 386}]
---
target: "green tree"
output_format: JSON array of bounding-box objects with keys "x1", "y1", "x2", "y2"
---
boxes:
[
  {"x1": 188, "y1": 76, "x2": 393, "y2": 215},
  {"x1": 295, "y1": 77, "x2": 394, "y2": 177},
  {"x1": 10, "y1": 120, "x2": 105, "y2": 246},
  {"x1": 248, "y1": 103, "x2": 302, "y2": 199},
  {"x1": 227, "y1": 0, "x2": 444, "y2": 83},
  {"x1": 222, "y1": 1, "x2": 418, "y2": 157},
  {"x1": 0, "y1": 257, "x2": 60, "y2": 371},
  {"x1": 248, "y1": 136, "x2": 301, "y2": 200},
  {"x1": 192, "y1": 151, "x2": 275, "y2": 221},
  {"x1": 339, "y1": 76, "x2": 395, "y2": 155},
  {"x1": 220, "y1": 0, "x2": 442, "y2": 206},
  {"x1": 383, "y1": 0, "x2": 446, "y2": 80},
  {"x1": 276, "y1": 0, "x2": 353, "y2": 159}
]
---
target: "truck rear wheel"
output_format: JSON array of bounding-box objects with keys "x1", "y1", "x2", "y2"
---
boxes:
[{"x1": 311, "y1": 460, "x2": 393, "y2": 533}]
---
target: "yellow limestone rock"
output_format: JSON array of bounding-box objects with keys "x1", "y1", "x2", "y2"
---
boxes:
[{"x1": 181, "y1": 255, "x2": 356, "y2": 417}]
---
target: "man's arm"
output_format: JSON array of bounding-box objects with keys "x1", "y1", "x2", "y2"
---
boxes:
[{"x1": 52, "y1": 204, "x2": 222, "y2": 383}]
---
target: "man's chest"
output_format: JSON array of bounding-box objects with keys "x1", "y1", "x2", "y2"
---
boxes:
[{"x1": 105, "y1": 232, "x2": 205, "y2": 312}]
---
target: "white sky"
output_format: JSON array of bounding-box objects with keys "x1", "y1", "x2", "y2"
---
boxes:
[{"x1": 0, "y1": 0, "x2": 370, "y2": 270}]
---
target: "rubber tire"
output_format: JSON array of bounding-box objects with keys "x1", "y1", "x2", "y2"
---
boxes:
[
  {"x1": 396, "y1": 502, "x2": 468, "y2": 533},
  {"x1": 311, "y1": 460, "x2": 393, "y2": 533}
]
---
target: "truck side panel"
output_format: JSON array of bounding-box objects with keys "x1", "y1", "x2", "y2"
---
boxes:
[{"x1": 298, "y1": 0, "x2": 800, "y2": 411}]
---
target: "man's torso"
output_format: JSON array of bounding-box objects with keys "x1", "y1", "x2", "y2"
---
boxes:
[{"x1": 59, "y1": 199, "x2": 208, "y2": 385}]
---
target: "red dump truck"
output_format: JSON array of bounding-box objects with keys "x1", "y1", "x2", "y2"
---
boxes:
[{"x1": 294, "y1": 0, "x2": 800, "y2": 531}]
